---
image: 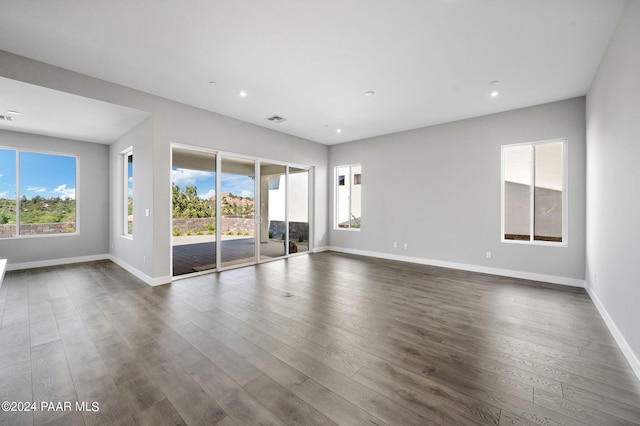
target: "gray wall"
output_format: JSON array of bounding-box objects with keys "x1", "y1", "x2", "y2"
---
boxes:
[
  {"x1": 0, "y1": 129, "x2": 109, "y2": 265},
  {"x1": 329, "y1": 97, "x2": 586, "y2": 282},
  {"x1": 586, "y1": 0, "x2": 640, "y2": 372},
  {"x1": 109, "y1": 118, "x2": 155, "y2": 278},
  {"x1": 0, "y1": 51, "x2": 329, "y2": 283}
]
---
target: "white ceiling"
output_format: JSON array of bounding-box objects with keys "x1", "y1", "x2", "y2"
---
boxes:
[
  {"x1": 0, "y1": 77, "x2": 150, "y2": 144},
  {"x1": 0, "y1": 0, "x2": 626, "y2": 145}
]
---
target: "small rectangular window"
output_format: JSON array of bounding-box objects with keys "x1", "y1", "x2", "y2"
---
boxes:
[
  {"x1": 123, "y1": 148, "x2": 133, "y2": 237},
  {"x1": 502, "y1": 139, "x2": 566, "y2": 245},
  {"x1": 335, "y1": 164, "x2": 361, "y2": 230}
]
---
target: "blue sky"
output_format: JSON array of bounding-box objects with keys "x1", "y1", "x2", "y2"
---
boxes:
[
  {"x1": 0, "y1": 149, "x2": 76, "y2": 200},
  {"x1": 171, "y1": 168, "x2": 255, "y2": 199}
]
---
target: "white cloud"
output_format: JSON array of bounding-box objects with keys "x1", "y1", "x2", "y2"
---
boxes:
[
  {"x1": 198, "y1": 189, "x2": 216, "y2": 200},
  {"x1": 0, "y1": 191, "x2": 8, "y2": 198},
  {"x1": 241, "y1": 189, "x2": 254, "y2": 198},
  {"x1": 53, "y1": 184, "x2": 76, "y2": 200},
  {"x1": 27, "y1": 186, "x2": 46, "y2": 193},
  {"x1": 171, "y1": 168, "x2": 215, "y2": 186}
]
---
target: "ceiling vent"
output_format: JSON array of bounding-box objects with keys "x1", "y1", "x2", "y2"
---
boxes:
[
  {"x1": 0, "y1": 115, "x2": 14, "y2": 122},
  {"x1": 266, "y1": 115, "x2": 287, "y2": 123}
]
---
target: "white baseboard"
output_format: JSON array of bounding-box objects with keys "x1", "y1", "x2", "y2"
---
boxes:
[
  {"x1": 324, "y1": 246, "x2": 585, "y2": 288},
  {"x1": 107, "y1": 255, "x2": 171, "y2": 286},
  {"x1": 584, "y1": 284, "x2": 640, "y2": 380},
  {"x1": 5, "y1": 254, "x2": 110, "y2": 272},
  {"x1": 3, "y1": 253, "x2": 170, "y2": 287}
]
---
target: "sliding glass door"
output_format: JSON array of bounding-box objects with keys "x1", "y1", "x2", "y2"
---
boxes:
[
  {"x1": 259, "y1": 162, "x2": 287, "y2": 260},
  {"x1": 171, "y1": 148, "x2": 217, "y2": 276},
  {"x1": 170, "y1": 145, "x2": 311, "y2": 277},
  {"x1": 219, "y1": 155, "x2": 257, "y2": 269},
  {"x1": 288, "y1": 167, "x2": 309, "y2": 254}
]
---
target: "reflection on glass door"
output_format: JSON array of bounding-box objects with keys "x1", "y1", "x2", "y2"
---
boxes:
[
  {"x1": 288, "y1": 167, "x2": 309, "y2": 254},
  {"x1": 259, "y1": 162, "x2": 286, "y2": 260},
  {"x1": 171, "y1": 148, "x2": 216, "y2": 276},
  {"x1": 220, "y1": 156, "x2": 256, "y2": 269}
]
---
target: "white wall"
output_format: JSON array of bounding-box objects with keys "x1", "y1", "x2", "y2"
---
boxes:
[
  {"x1": 329, "y1": 98, "x2": 586, "y2": 285},
  {"x1": 586, "y1": 0, "x2": 640, "y2": 376},
  {"x1": 0, "y1": 51, "x2": 329, "y2": 283},
  {"x1": 109, "y1": 118, "x2": 155, "y2": 280},
  {"x1": 0, "y1": 129, "x2": 109, "y2": 267}
]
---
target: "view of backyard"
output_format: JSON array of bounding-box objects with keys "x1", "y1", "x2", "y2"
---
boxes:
[{"x1": 171, "y1": 155, "x2": 310, "y2": 275}]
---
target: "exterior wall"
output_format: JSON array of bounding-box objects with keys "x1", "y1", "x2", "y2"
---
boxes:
[
  {"x1": 172, "y1": 218, "x2": 309, "y2": 241},
  {"x1": 504, "y1": 182, "x2": 562, "y2": 239},
  {"x1": 0, "y1": 225, "x2": 15, "y2": 238}
]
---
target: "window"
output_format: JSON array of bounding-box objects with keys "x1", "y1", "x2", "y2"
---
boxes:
[
  {"x1": 335, "y1": 164, "x2": 361, "y2": 230},
  {"x1": 502, "y1": 139, "x2": 566, "y2": 244},
  {"x1": 0, "y1": 147, "x2": 77, "y2": 238},
  {"x1": 123, "y1": 148, "x2": 133, "y2": 237}
]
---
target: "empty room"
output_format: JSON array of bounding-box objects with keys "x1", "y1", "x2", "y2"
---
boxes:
[{"x1": 0, "y1": 1, "x2": 639, "y2": 425}]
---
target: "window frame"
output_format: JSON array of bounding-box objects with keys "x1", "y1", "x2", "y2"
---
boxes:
[
  {"x1": 334, "y1": 163, "x2": 361, "y2": 231},
  {"x1": 122, "y1": 147, "x2": 133, "y2": 238},
  {"x1": 0, "y1": 145, "x2": 79, "y2": 239},
  {"x1": 501, "y1": 138, "x2": 568, "y2": 246}
]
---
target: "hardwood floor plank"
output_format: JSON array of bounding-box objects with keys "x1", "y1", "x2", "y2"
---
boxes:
[
  {"x1": 185, "y1": 358, "x2": 286, "y2": 426},
  {"x1": 290, "y1": 378, "x2": 389, "y2": 426},
  {"x1": 273, "y1": 344, "x2": 430, "y2": 425},
  {"x1": 352, "y1": 365, "x2": 500, "y2": 425},
  {"x1": 244, "y1": 374, "x2": 338, "y2": 425},
  {"x1": 0, "y1": 348, "x2": 33, "y2": 426},
  {"x1": 0, "y1": 255, "x2": 638, "y2": 425},
  {"x1": 562, "y1": 384, "x2": 640, "y2": 424},
  {"x1": 534, "y1": 391, "x2": 638, "y2": 426},
  {"x1": 142, "y1": 344, "x2": 228, "y2": 425},
  {"x1": 132, "y1": 398, "x2": 187, "y2": 426},
  {"x1": 30, "y1": 340, "x2": 78, "y2": 426}
]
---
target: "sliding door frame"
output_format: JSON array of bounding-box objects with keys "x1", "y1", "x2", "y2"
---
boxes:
[{"x1": 170, "y1": 143, "x2": 313, "y2": 278}]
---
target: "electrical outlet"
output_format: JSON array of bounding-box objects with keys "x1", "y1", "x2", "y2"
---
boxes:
[
  {"x1": 486, "y1": 251, "x2": 492, "y2": 259},
  {"x1": 403, "y1": 243, "x2": 408, "y2": 250},
  {"x1": 393, "y1": 242, "x2": 397, "y2": 248}
]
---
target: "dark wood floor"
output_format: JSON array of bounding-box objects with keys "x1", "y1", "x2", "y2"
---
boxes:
[{"x1": 1, "y1": 252, "x2": 639, "y2": 425}]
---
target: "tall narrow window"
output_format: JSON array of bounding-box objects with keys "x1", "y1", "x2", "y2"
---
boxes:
[
  {"x1": 335, "y1": 164, "x2": 361, "y2": 230},
  {"x1": 502, "y1": 139, "x2": 566, "y2": 244},
  {"x1": 123, "y1": 148, "x2": 133, "y2": 237},
  {"x1": 0, "y1": 149, "x2": 17, "y2": 238},
  {"x1": 0, "y1": 148, "x2": 76, "y2": 237}
]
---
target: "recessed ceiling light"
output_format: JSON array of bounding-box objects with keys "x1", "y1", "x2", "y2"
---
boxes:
[
  {"x1": 266, "y1": 115, "x2": 287, "y2": 123},
  {"x1": 336, "y1": 128, "x2": 342, "y2": 133},
  {"x1": 489, "y1": 81, "x2": 499, "y2": 98},
  {"x1": 6, "y1": 110, "x2": 21, "y2": 115},
  {"x1": 239, "y1": 90, "x2": 248, "y2": 98},
  {"x1": 364, "y1": 91, "x2": 375, "y2": 97}
]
